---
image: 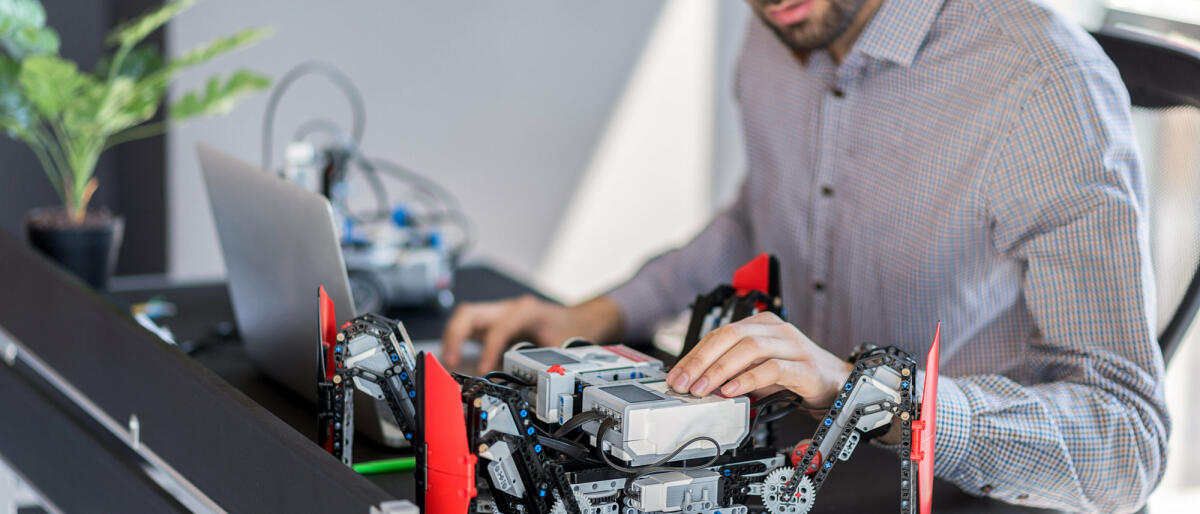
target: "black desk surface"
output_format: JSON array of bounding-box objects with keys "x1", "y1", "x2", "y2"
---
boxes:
[
  {"x1": 0, "y1": 232, "x2": 392, "y2": 513},
  {"x1": 111, "y1": 266, "x2": 1053, "y2": 513}
]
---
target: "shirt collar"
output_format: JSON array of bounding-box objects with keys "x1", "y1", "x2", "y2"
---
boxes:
[{"x1": 852, "y1": 0, "x2": 946, "y2": 67}]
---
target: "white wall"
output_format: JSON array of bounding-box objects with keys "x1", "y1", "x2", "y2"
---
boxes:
[
  {"x1": 166, "y1": 0, "x2": 749, "y2": 303},
  {"x1": 537, "y1": 0, "x2": 717, "y2": 302},
  {"x1": 1041, "y1": 0, "x2": 1109, "y2": 28}
]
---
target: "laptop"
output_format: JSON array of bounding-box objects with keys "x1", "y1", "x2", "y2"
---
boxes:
[{"x1": 198, "y1": 143, "x2": 432, "y2": 446}]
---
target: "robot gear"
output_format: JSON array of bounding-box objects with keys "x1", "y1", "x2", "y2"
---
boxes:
[
  {"x1": 550, "y1": 491, "x2": 598, "y2": 514},
  {"x1": 762, "y1": 468, "x2": 815, "y2": 514}
]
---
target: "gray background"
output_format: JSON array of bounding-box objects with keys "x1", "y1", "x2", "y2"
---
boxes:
[{"x1": 166, "y1": 0, "x2": 751, "y2": 286}]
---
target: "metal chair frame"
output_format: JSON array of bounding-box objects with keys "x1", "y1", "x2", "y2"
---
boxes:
[{"x1": 1092, "y1": 27, "x2": 1200, "y2": 364}]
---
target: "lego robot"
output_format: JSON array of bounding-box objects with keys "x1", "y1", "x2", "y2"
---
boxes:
[{"x1": 317, "y1": 255, "x2": 940, "y2": 514}]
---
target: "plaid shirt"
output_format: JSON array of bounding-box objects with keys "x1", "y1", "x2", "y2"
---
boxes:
[{"x1": 608, "y1": 0, "x2": 1169, "y2": 511}]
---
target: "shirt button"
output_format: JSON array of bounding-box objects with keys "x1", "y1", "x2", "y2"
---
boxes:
[
  {"x1": 820, "y1": 186, "x2": 834, "y2": 197},
  {"x1": 981, "y1": 485, "x2": 994, "y2": 494},
  {"x1": 832, "y1": 88, "x2": 845, "y2": 98},
  {"x1": 813, "y1": 281, "x2": 826, "y2": 292}
]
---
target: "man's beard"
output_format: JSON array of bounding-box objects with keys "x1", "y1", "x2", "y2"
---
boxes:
[{"x1": 759, "y1": 0, "x2": 868, "y2": 52}]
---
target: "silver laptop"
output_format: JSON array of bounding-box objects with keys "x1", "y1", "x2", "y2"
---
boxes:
[{"x1": 197, "y1": 144, "x2": 407, "y2": 445}]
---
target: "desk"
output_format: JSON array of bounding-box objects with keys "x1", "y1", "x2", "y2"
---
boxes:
[
  {"x1": 0, "y1": 232, "x2": 392, "y2": 513},
  {"x1": 110, "y1": 269, "x2": 1054, "y2": 513}
]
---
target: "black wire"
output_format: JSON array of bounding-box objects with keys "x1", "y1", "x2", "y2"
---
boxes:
[
  {"x1": 562, "y1": 338, "x2": 597, "y2": 349},
  {"x1": 536, "y1": 435, "x2": 600, "y2": 463},
  {"x1": 262, "y1": 61, "x2": 366, "y2": 173},
  {"x1": 747, "y1": 392, "x2": 830, "y2": 438},
  {"x1": 288, "y1": 119, "x2": 392, "y2": 225},
  {"x1": 553, "y1": 410, "x2": 606, "y2": 438},
  {"x1": 596, "y1": 418, "x2": 722, "y2": 497},
  {"x1": 752, "y1": 390, "x2": 799, "y2": 407},
  {"x1": 483, "y1": 371, "x2": 533, "y2": 387}
]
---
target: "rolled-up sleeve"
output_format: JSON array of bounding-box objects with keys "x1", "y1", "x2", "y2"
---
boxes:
[{"x1": 927, "y1": 59, "x2": 1170, "y2": 512}]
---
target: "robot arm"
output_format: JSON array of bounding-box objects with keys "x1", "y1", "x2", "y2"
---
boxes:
[
  {"x1": 460, "y1": 376, "x2": 582, "y2": 514},
  {"x1": 317, "y1": 287, "x2": 480, "y2": 512},
  {"x1": 763, "y1": 329, "x2": 940, "y2": 514},
  {"x1": 681, "y1": 253, "x2": 783, "y2": 357},
  {"x1": 317, "y1": 287, "x2": 424, "y2": 463}
]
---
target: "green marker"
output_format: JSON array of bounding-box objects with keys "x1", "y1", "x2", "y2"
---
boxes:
[{"x1": 353, "y1": 457, "x2": 417, "y2": 474}]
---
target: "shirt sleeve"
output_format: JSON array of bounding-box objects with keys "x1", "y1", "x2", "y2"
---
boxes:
[
  {"x1": 606, "y1": 178, "x2": 756, "y2": 340},
  {"x1": 927, "y1": 60, "x2": 1170, "y2": 512}
]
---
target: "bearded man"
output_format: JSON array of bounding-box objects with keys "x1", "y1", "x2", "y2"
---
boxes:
[{"x1": 443, "y1": 1, "x2": 1169, "y2": 511}]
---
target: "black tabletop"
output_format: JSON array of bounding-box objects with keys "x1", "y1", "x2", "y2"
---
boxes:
[
  {"x1": 0, "y1": 232, "x2": 393, "y2": 513},
  {"x1": 110, "y1": 266, "x2": 1053, "y2": 513}
]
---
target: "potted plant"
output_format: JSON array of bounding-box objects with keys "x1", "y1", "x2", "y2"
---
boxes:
[{"x1": 0, "y1": 0, "x2": 271, "y2": 289}]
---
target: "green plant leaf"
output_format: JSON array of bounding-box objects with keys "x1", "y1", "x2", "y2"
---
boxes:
[
  {"x1": 63, "y1": 75, "x2": 151, "y2": 137},
  {"x1": 146, "y1": 26, "x2": 271, "y2": 88},
  {"x1": 0, "y1": 0, "x2": 60, "y2": 58},
  {"x1": 106, "y1": 0, "x2": 194, "y2": 49},
  {"x1": 17, "y1": 54, "x2": 87, "y2": 119},
  {"x1": 169, "y1": 69, "x2": 269, "y2": 121},
  {"x1": 0, "y1": 53, "x2": 36, "y2": 139},
  {"x1": 94, "y1": 43, "x2": 164, "y2": 80}
]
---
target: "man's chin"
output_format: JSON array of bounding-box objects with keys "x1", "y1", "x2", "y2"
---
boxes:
[
  {"x1": 757, "y1": 11, "x2": 836, "y2": 52},
  {"x1": 777, "y1": 24, "x2": 840, "y2": 52}
]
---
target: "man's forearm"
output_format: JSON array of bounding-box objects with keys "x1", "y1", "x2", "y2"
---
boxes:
[
  {"x1": 607, "y1": 203, "x2": 756, "y2": 340},
  {"x1": 913, "y1": 373, "x2": 1167, "y2": 513}
]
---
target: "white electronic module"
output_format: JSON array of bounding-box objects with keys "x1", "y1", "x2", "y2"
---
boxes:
[
  {"x1": 582, "y1": 380, "x2": 750, "y2": 466},
  {"x1": 503, "y1": 344, "x2": 665, "y2": 423}
]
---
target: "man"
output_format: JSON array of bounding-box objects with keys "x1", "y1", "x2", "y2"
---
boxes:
[{"x1": 441, "y1": 0, "x2": 1169, "y2": 511}]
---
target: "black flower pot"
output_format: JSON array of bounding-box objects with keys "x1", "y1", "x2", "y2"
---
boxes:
[{"x1": 25, "y1": 208, "x2": 124, "y2": 290}]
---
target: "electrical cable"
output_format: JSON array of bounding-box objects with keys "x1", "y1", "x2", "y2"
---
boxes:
[
  {"x1": 752, "y1": 390, "x2": 800, "y2": 407},
  {"x1": 262, "y1": 61, "x2": 366, "y2": 173},
  {"x1": 561, "y1": 337, "x2": 597, "y2": 349},
  {"x1": 535, "y1": 435, "x2": 599, "y2": 463},
  {"x1": 595, "y1": 418, "x2": 722, "y2": 497},
  {"x1": 339, "y1": 159, "x2": 392, "y2": 225},
  {"x1": 746, "y1": 391, "x2": 830, "y2": 440},
  {"x1": 360, "y1": 157, "x2": 474, "y2": 257},
  {"x1": 289, "y1": 118, "x2": 392, "y2": 225},
  {"x1": 483, "y1": 370, "x2": 534, "y2": 387},
  {"x1": 261, "y1": 62, "x2": 473, "y2": 259},
  {"x1": 552, "y1": 410, "x2": 606, "y2": 438}
]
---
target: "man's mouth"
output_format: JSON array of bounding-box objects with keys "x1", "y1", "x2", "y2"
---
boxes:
[{"x1": 765, "y1": 0, "x2": 815, "y2": 27}]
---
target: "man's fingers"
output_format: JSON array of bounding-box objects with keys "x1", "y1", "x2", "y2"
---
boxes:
[
  {"x1": 440, "y1": 301, "x2": 506, "y2": 367},
  {"x1": 720, "y1": 359, "x2": 785, "y2": 397},
  {"x1": 440, "y1": 306, "x2": 476, "y2": 367},
  {"x1": 477, "y1": 302, "x2": 541, "y2": 373},
  {"x1": 689, "y1": 337, "x2": 773, "y2": 396},
  {"x1": 668, "y1": 321, "x2": 787, "y2": 393}
]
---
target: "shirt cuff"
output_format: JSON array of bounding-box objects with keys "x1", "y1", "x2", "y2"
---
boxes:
[
  {"x1": 867, "y1": 375, "x2": 975, "y2": 484},
  {"x1": 606, "y1": 276, "x2": 672, "y2": 341},
  {"x1": 932, "y1": 375, "x2": 975, "y2": 482}
]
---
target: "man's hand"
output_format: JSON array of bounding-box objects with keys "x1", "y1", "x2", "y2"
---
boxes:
[
  {"x1": 665, "y1": 312, "x2": 853, "y2": 407},
  {"x1": 440, "y1": 295, "x2": 624, "y2": 374}
]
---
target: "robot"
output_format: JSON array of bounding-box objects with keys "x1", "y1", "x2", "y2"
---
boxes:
[
  {"x1": 680, "y1": 253, "x2": 784, "y2": 357},
  {"x1": 265, "y1": 62, "x2": 466, "y2": 312},
  {"x1": 318, "y1": 254, "x2": 940, "y2": 514}
]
